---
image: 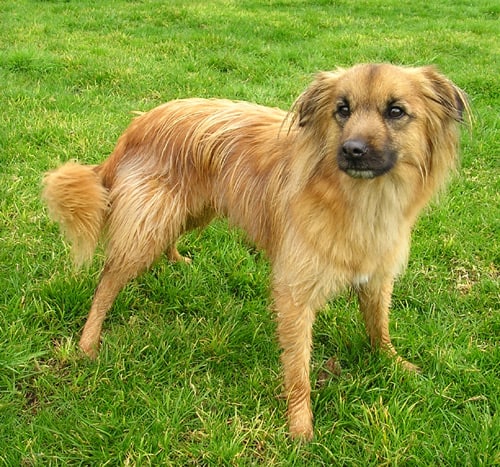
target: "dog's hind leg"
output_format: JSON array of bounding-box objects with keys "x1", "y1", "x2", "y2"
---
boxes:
[
  {"x1": 166, "y1": 245, "x2": 192, "y2": 264},
  {"x1": 165, "y1": 208, "x2": 215, "y2": 264},
  {"x1": 79, "y1": 262, "x2": 132, "y2": 358},
  {"x1": 79, "y1": 239, "x2": 176, "y2": 358},
  {"x1": 79, "y1": 182, "x2": 189, "y2": 358}
]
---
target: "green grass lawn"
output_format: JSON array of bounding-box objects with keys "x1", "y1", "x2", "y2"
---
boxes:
[{"x1": 1, "y1": 0, "x2": 498, "y2": 464}]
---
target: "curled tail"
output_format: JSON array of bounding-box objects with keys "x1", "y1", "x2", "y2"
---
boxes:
[{"x1": 42, "y1": 161, "x2": 108, "y2": 267}]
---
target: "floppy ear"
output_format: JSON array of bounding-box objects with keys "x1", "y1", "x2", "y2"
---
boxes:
[
  {"x1": 293, "y1": 71, "x2": 340, "y2": 127},
  {"x1": 421, "y1": 66, "x2": 470, "y2": 124}
]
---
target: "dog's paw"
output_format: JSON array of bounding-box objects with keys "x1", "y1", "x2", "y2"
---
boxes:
[
  {"x1": 179, "y1": 255, "x2": 192, "y2": 265},
  {"x1": 289, "y1": 421, "x2": 314, "y2": 442},
  {"x1": 167, "y1": 248, "x2": 192, "y2": 264},
  {"x1": 396, "y1": 355, "x2": 421, "y2": 373},
  {"x1": 79, "y1": 338, "x2": 99, "y2": 360},
  {"x1": 382, "y1": 344, "x2": 421, "y2": 373},
  {"x1": 288, "y1": 409, "x2": 314, "y2": 442}
]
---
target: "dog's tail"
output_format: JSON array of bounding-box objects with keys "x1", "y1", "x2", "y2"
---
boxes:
[{"x1": 42, "y1": 161, "x2": 108, "y2": 268}]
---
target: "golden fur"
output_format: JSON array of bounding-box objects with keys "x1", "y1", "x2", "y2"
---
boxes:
[{"x1": 42, "y1": 63, "x2": 468, "y2": 440}]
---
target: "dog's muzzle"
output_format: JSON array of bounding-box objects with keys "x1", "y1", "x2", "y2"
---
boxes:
[{"x1": 337, "y1": 139, "x2": 396, "y2": 179}]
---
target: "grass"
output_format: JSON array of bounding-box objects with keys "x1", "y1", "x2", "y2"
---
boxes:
[{"x1": 1, "y1": 0, "x2": 498, "y2": 464}]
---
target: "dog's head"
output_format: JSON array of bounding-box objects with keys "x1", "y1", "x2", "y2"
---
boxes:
[{"x1": 294, "y1": 63, "x2": 469, "y2": 180}]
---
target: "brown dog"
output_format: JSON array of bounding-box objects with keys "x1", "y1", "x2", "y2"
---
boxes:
[{"x1": 42, "y1": 63, "x2": 468, "y2": 440}]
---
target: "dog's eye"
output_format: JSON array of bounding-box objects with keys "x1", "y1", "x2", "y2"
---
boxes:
[
  {"x1": 336, "y1": 104, "x2": 351, "y2": 119},
  {"x1": 387, "y1": 106, "x2": 405, "y2": 119}
]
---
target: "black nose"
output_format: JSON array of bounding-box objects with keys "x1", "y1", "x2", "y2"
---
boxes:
[{"x1": 342, "y1": 139, "x2": 368, "y2": 158}]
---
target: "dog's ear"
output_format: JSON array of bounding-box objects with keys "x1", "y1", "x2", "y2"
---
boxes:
[
  {"x1": 293, "y1": 71, "x2": 340, "y2": 127},
  {"x1": 421, "y1": 66, "x2": 471, "y2": 125}
]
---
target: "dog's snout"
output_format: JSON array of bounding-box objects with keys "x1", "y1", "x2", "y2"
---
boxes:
[{"x1": 342, "y1": 140, "x2": 368, "y2": 158}]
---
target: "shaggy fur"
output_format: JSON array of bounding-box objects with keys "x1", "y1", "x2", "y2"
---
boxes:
[{"x1": 42, "y1": 63, "x2": 468, "y2": 440}]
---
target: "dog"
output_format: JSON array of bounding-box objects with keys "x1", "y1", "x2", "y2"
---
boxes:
[{"x1": 42, "y1": 63, "x2": 468, "y2": 440}]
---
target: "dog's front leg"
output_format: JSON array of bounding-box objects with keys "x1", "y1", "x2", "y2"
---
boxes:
[
  {"x1": 358, "y1": 277, "x2": 419, "y2": 372},
  {"x1": 274, "y1": 285, "x2": 316, "y2": 441}
]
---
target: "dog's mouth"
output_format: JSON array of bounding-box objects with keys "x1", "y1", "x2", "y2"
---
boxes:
[
  {"x1": 344, "y1": 169, "x2": 377, "y2": 179},
  {"x1": 337, "y1": 140, "x2": 397, "y2": 179},
  {"x1": 340, "y1": 163, "x2": 393, "y2": 179}
]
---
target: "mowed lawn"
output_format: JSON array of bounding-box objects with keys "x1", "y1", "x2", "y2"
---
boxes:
[{"x1": 1, "y1": 0, "x2": 498, "y2": 465}]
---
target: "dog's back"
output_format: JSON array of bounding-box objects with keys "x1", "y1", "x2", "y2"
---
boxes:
[{"x1": 109, "y1": 100, "x2": 299, "y2": 255}]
